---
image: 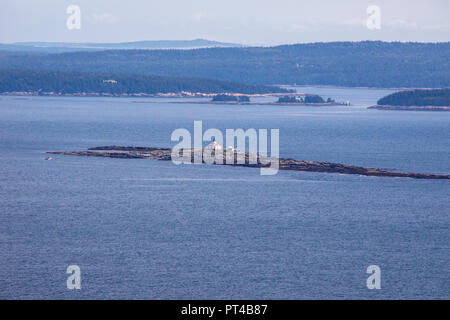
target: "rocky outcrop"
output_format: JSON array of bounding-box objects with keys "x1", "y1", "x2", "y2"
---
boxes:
[{"x1": 48, "y1": 146, "x2": 450, "y2": 180}]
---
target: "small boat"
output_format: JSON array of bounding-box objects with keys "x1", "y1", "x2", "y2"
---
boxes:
[{"x1": 45, "y1": 157, "x2": 52, "y2": 160}]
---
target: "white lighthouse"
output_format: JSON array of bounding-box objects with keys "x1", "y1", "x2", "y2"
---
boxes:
[{"x1": 206, "y1": 141, "x2": 222, "y2": 150}]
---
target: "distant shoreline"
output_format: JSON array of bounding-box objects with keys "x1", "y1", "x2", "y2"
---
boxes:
[
  {"x1": 0, "y1": 92, "x2": 281, "y2": 98},
  {"x1": 369, "y1": 105, "x2": 450, "y2": 111},
  {"x1": 278, "y1": 84, "x2": 442, "y2": 91},
  {"x1": 0, "y1": 91, "x2": 347, "y2": 106},
  {"x1": 132, "y1": 100, "x2": 347, "y2": 107},
  {"x1": 0, "y1": 91, "x2": 339, "y2": 101}
]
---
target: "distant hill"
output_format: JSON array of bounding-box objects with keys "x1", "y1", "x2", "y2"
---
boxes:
[
  {"x1": 0, "y1": 70, "x2": 287, "y2": 95},
  {"x1": 0, "y1": 41, "x2": 448, "y2": 88},
  {"x1": 377, "y1": 88, "x2": 450, "y2": 106},
  {"x1": 0, "y1": 39, "x2": 241, "y2": 53}
]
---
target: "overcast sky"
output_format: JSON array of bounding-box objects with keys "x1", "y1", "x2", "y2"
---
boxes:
[{"x1": 1, "y1": 0, "x2": 449, "y2": 45}]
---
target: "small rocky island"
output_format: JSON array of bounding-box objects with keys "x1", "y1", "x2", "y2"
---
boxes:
[
  {"x1": 211, "y1": 94, "x2": 251, "y2": 103},
  {"x1": 48, "y1": 146, "x2": 450, "y2": 179}
]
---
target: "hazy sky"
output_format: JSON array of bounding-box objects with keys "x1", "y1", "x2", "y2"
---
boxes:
[{"x1": 1, "y1": 0, "x2": 449, "y2": 45}]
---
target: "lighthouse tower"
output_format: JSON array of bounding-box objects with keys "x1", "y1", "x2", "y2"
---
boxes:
[{"x1": 205, "y1": 138, "x2": 222, "y2": 150}]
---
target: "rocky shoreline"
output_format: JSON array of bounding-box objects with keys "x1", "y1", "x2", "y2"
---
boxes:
[
  {"x1": 369, "y1": 105, "x2": 450, "y2": 111},
  {"x1": 132, "y1": 100, "x2": 345, "y2": 106},
  {"x1": 48, "y1": 146, "x2": 450, "y2": 180}
]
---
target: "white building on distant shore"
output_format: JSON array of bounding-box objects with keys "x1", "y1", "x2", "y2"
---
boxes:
[{"x1": 102, "y1": 79, "x2": 117, "y2": 84}]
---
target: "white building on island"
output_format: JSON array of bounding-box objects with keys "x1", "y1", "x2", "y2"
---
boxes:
[{"x1": 205, "y1": 141, "x2": 222, "y2": 150}]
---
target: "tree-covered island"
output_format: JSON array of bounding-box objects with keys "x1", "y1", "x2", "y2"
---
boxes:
[{"x1": 370, "y1": 88, "x2": 450, "y2": 111}]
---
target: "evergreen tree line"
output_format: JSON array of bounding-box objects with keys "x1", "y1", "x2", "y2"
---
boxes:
[
  {"x1": 0, "y1": 70, "x2": 287, "y2": 94},
  {"x1": 377, "y1": 88, "x2": 450, "y2": 106}
]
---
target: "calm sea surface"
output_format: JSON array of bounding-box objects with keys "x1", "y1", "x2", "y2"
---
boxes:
[{"x1": 0, "y1": 87, "x2": 449, "y2": 299}]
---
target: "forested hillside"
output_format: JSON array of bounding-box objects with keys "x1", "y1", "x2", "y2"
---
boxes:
[
  {"x1": 0, "y1": 41, "x2": 449, "y2": 88},
  {"x1": 0, "y1": 70, "x2": 286, "y2": 95}
]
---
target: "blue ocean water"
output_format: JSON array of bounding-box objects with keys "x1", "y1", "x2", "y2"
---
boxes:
[{"x1": 0, "y1": 87, "x2": 449, "y2": 299}]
